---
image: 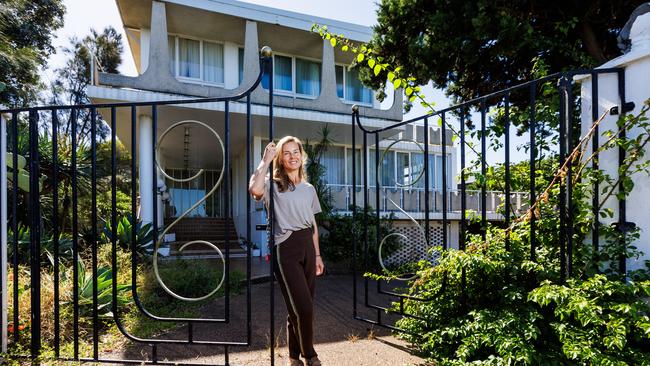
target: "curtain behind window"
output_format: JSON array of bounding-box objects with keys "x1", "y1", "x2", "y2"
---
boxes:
[
  {"x1": 369, "y1": 149, "x2": 395, "y2": 187},
  {"x1": 380, "y1": 150, "x2": 395, "y2": 187},
  {"x1": 345, "y1": 68, "x2": 372, "y2": 104},
  {"x1": 345, "y1": 148, "x2": 362, "y2": 186},
  {"x1": 397, "y1": 152, "x2": 410, "y2": 186},
  {"x1": 335, "y1": 65, "x2": 344, "y2": 98},
  {"x1": 320, "y1": 146, "x2": 344, "y2": 184},
  {"x1": 238, "y1": 48, "x2": 244, "y2": 84},
  {"x1": 296, "y1": 58, "x2": 321, "y2": 97},
  {"x1": 274, "y1": 55, "x2": 292, "y2": 91},
  {"x1": 203, "y1": 42, "x2": 224, "y2": 83},
  {"x1": 435, "y1": 155, "x2": 443, "y2": 189},
  {"x1": 179, "y1": 38, "x2": 200, "y2": 78},
  {"x1": 168, "y1": 36, "x2": 176, "y2": 75}
]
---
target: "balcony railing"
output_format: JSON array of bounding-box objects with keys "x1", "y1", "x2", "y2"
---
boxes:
[{"x1": 326, "y1": 184, "x2": 528, "y2": 217}]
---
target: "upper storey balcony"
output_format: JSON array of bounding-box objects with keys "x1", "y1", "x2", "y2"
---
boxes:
[{"x1": 96, "y1": 0, "x2": 402, "y2": 121}]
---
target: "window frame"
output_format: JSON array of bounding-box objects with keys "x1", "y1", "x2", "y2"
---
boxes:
[
  {"x1": 168, "y1": 33, "x2": 226, "y2": 87},
  {"x1": 257, "y1": 51, "x2": 322, "y2": 100},
  {"x1": 335, "y1": 63, "x2": 374, "y2": 107},
  {"x1": 344, "y1": 146, "x2": 451, "y2": 190}
]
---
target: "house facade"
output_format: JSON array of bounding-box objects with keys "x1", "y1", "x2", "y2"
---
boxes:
[{"x1": 88, "y1": 0, "x2": 522, "y2": 260}]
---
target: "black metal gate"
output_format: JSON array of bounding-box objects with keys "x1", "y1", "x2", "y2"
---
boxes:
[
  {"x1": 0, "y1": 48, "x2": 289, "y2": 365},
  {"x1": 349, "y1": 68, "x2": 633, "y2": 333}
]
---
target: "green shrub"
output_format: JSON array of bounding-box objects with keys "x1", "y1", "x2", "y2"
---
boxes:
[{"x1": 320, "y1": 207, "x2": 400, "y2": 272}]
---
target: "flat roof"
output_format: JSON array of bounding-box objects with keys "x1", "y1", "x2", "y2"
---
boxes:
[{"x1": 164, "y1": 0, "x2": 374, "y2": 42}]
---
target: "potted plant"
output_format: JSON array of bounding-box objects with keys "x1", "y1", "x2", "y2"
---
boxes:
[
  {"x1": 251, "y1": 243, "x2": 261, "y2": 257},
  {"x1": 240, "y1": 237, "x2": 261, "y2": 257}
]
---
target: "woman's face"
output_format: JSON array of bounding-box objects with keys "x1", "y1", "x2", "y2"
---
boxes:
[{"x1": 281, "y1": 141, "x2": 302, "y2": 173}]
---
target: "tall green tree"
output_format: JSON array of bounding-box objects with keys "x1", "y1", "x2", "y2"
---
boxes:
[
  {"x1": 0, "y1": 0, "x2": 65, "y2": 107},
  {"x1": 363, "y1": 0, "x2": 644, "y2": 103},
  {"x1": 49, "y1": 26, "x2": 123, "y2": 142}
]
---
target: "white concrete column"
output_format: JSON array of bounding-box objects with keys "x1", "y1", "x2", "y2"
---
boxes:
[
  {"x1": 139, "y1": 114, "x2": 154, "y2": 224},
  {"x1": 140, "y1": 28, "x2": 151, "y2": 74},
  {"x1": 578, "y1": 10, "x2": 650, "y2": 273}
]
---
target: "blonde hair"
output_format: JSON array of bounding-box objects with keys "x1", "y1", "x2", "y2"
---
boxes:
[{"x1": 273, "y1": 136, "x2": 308, "y2": 192}]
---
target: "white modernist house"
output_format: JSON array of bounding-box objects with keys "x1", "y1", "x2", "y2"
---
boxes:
[{"x1": 88, "y1": 0, "x2": 518, "y2": 260}]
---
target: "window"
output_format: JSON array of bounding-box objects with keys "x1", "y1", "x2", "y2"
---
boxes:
[
  {"x1": 335, "y1": 66, "x2": 344, "y2": 98},
  {"x1": 396, "y1": 152, "x2": 410, "y2": 185},
  {"x1": 369, "y1": 149, "x2": 395, "y2": 187},
  {"x1": 345, "y1": 148, "x2": 362, "y2": 186},
  {"x1": 168, "y1": 36, "x2": 175, "y2": 74},
  {"x1": 168, "y1": 35, "x2": 224, "y2": 85},
  {"x1": 411, "y1": 153, "x2": 425, "y2": 188},
  {"x1": 336, "y1": 65, "x2": 373, "y2": 104},
  {"x1": 178, "y1": 38, "x2": 200, "y2": 79},
  {"x1": 203, "y1": 41, "x2": 224, "y2": 83},
  {"x1": 321, "y1": 146, "x2": 345, "y2": 185},
  {"x1": 258, "y1": 54, "x2": 322, "y2": 98},
  {"x1": 274, "y1": 55, "x2": 292, "y2": 92},
  {"x1": 296, "y1": 58, "x2": 321, "y2": 97},
  {"x1": 238, "y1": 48, "x2": 244, "y2": 84}
]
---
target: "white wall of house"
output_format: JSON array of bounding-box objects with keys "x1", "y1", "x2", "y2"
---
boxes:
[
  {"x1": 140, "y1": 29, "x2": 150, "y2": 74},
  {"x1": 578, "y1": 11, "x2": 650, "y2": 273}
]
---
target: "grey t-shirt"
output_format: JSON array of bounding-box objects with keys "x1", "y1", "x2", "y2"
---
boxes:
[{"x1": 260, "y1": 177, "x2": 322, "y2": 245}]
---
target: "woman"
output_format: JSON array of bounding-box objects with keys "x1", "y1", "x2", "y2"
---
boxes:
[{"x1": 249, "y1": 136, "x2": 325, "y2": 366}]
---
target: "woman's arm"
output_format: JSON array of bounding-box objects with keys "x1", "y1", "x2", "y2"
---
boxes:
[
  {"x1": 249, "y1": 142, "x2": 276, "y2": 200},
  {"x1": 313, "y1": 219, "x2": 324, "y2": 276}
]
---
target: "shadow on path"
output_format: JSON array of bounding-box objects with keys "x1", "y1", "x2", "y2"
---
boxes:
[{"x1": 104, "y1": 273, "x2": 426, "y2": 365}]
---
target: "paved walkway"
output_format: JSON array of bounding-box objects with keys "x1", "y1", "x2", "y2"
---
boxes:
[{"x1": 108, "y1": 273, "x2": 427, "y2": 366}]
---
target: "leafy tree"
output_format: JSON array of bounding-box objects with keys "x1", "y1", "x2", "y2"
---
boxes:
[
  {"x1": 363, "y1": 0, "x2": 645, "y2": 103},
  {"x1": 0, "y1": 0, "x2": 65, "y2": 106},
  {"x1": 48, "y1": 26, "x2": 123, "y2": 143},
  {"x1": 304, "y1": 124, "x2": 335, "y2": 220}
]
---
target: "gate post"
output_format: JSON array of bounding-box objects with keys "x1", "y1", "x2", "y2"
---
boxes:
[
  {"x1": 28, "y1": 110, "x2": 41, "y2": 359},
  {"x1": 1, "y1": 111, "x2": 7, "y2": 353}
]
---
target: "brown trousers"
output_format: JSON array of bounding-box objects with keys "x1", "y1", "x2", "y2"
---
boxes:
[{"x1": 273, "y1": 228, "x2": 317, "y2": 359}]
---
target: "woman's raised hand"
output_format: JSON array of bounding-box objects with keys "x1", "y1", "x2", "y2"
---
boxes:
[{"x1": 262, "y1": 141, "x2": 277, "y2": 165}]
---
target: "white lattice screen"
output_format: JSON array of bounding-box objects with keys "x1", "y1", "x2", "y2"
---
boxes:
[{"x1": 384, "y1": 221, "x2": 446, "y2": 266}]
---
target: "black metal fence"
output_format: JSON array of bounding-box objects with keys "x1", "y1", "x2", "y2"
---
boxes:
[
  {"x1": 349, "y1": 68, "x2": 632, "y2": 333},
  {"x1": 0, "y1": 51, "x2": 285, "y2": 365},
  {"x1": 0, "y1": 55, "x2": 636, "y2": 363}
]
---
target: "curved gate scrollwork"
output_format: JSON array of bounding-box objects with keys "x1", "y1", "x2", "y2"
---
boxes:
[
  {"x1": 376, "y1": 138, "x2": 433, "y2": 281},
  {"x1": 153, "y1": 119, "x2": 227, "y2": 301}
]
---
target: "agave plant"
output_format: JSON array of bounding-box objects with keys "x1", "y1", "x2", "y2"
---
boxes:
[
  {"x1": 75, "y1": 256, "x2": 131, "y2": 318},
  {"x1": 101, "y1": 214, "x2": 153, "y2": 259},
  {"x1": 8, "y1": 224, "x2": 74, "y2": 266}
]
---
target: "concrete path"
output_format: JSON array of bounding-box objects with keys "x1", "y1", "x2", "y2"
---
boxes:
[{"x1": 107, "y1": 273, "x2": 427, "y2": 366}]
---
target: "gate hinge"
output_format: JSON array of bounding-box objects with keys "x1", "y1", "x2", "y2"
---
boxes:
[
  {"x1": 610, "y1": 102, "x2": 636, "y2": 115},
  {"x1": 611, "y1": 221, "x2": 637, "y2": 233}
]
